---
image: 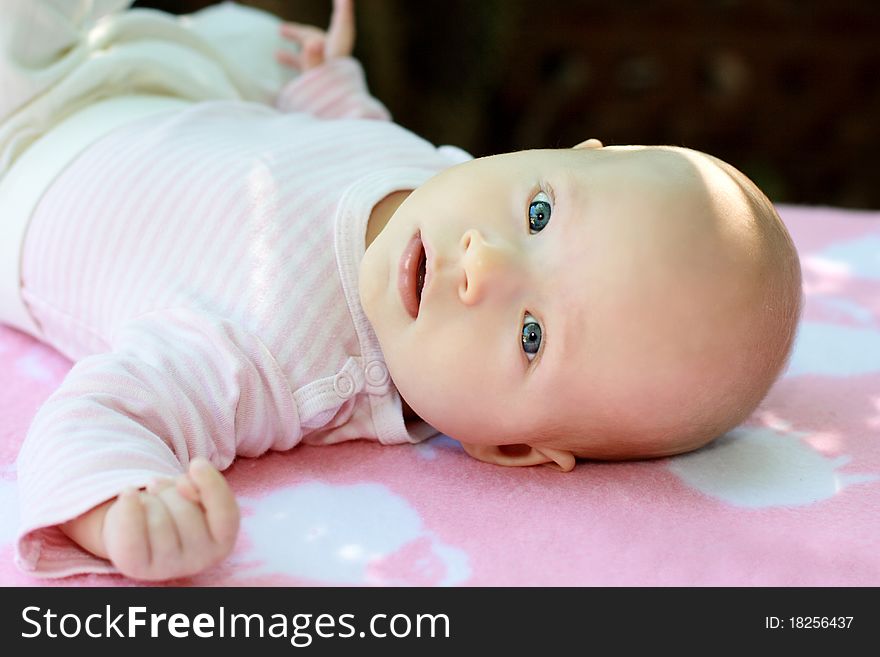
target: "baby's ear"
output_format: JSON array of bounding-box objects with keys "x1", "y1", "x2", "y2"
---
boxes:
[
  {"x1": 573, "y1": 138, "x2": 603, "y2": 150},
  {"x1": 460, "y1": 442, "x2": 576, "y2": 472}
]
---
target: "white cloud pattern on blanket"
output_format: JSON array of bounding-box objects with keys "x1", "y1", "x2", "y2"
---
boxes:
[
  {"x1": 15, "y1": 346, "x2": 54, "y2": 382},
  {"x1": 668, "y1": 427, "x2": 878, "y2": 508},
  {"x1": 819, "y1": 236, "x2": 880, "y2": 279},
  {"x1": 814, "y1": 297, "x2": 874, "y2": 325},
  {"x1": 236, "y1": 481, "x2": 470, "y2": 585},
  {"x1": 785, "y1": 321, "x2": 880, "y2": 377}
]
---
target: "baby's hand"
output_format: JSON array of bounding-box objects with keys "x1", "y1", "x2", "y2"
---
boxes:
[
  {"x1": 276, "y1": 0, "x2": 355, "y2": 72},
  {"x1": 102, "y1": 458, "x2": 240, "y2": 581}
]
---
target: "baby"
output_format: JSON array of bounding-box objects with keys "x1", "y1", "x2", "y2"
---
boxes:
[{"x1": 2, "y1": 0, "x2": 802, "y2": 581}]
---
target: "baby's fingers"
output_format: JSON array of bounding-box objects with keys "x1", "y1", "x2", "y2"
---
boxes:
[
  {"x1": 141, "y1": 493, "x2": 182, "y2": 567},
  {"x1": 301, "y1": 38, "x2": 326, "y2": 70},
  {"x1": 158, "y1": 486, "x2": 212, "y2": 556},
  {"x1": 175, "y1": 473, "x2": 200, "y2": 504},
  {"x1": 145, "y1": 476, "x2": 174, "y2": 496},
  {"x1": 188, "y1": 458, "x2": 240, "y2": 549},
  {"x1": 276, "y1": 34, "x2": 325, "y2": 71},
  {"x1": 280, "y1": 21, "x2": 324, "y2": 44},
  {"x1": 276, "y1": 48, "x2": 300, "y2": 70},
  {"x1": 103, "y1": 488, "x2": 150, "y2": 575},
  {"x1": 326, "y1": 0, "x2": 355, "y2": 59}
]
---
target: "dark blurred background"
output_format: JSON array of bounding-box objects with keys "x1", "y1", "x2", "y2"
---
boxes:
[{"x1": 136, "y1": 0, "x2": 880, "y2": 209}]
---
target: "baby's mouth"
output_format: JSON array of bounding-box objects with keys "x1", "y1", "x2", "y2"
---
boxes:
[
  {"x1": 398, "y1": 231, "x2": 426, "y2": 319},
  {"x1": 416, "y1": 244, "x2": 426, "y2": 308}
]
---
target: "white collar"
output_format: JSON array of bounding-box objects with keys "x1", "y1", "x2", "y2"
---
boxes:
[{"x1": 333, "y1": 166, "x2": 443, "y2": 444}]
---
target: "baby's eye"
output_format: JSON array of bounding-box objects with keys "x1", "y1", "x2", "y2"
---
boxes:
[
  {"x1": 528, "y1": 191, "x2": 552, "y2": 233},
  {"x1": 522, "y1": 312, "x2": 543, "y2": 362}
]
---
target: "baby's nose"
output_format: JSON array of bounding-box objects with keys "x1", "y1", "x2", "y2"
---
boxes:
[{"x1": 457, "y1": 229, "x2": 518, "y2": 305}]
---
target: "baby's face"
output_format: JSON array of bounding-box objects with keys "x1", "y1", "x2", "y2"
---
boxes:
[{"x1": 359, "y1": 145, "x2": 757, "y2": 451}]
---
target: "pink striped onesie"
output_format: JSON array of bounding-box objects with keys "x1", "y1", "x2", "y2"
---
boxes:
[{"x1": 12, "y1": 58, "x2": 465, "y2": 577}]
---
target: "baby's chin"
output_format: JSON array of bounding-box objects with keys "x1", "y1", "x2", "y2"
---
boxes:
[{"x1": 357, "y1": 250, "x2": 385, "y2": 329}]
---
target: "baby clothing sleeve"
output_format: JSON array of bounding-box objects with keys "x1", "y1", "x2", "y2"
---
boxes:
[
  {"x1": 0, "y1": 0, "x2": 130, "y2": 123},
  {"x1": 274, "y1": 57, "x2": 391, "y2": 121},
  {"x1": 15, "y1": 307, "x2": 301, "y2": 577},
  {"x1": 0, "y1": 0, "x2": 283, "y2": 175}
]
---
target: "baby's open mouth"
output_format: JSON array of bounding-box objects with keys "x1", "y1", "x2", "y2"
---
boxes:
[
  {"x1": 398, "y1": 232, "x2": 427, "y2": 319},
  {"x1": 416, "y1": 244, "x2": 426, "y2": 308}
]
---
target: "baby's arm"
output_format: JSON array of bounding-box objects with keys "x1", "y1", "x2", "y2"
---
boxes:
[
  {"x1": 62, "y1": 458, "x2": 238, "y2": 581},
  {"x1": 16, "y1": 308, "x2": 301, "y2": 580},
  {"x1": 273, "y1": 0, "x2": 391, "y2": 121}
]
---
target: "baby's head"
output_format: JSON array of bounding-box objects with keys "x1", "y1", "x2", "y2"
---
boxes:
[{"x1": 359, "y1": 141, "x2": 802, "y2": 471}]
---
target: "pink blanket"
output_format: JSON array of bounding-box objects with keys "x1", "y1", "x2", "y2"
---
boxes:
[{"x1": 1, "y1": 204, "x2": 878, "y2": 586}]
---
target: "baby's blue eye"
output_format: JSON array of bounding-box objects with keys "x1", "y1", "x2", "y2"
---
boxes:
[
  {"x1": 522, "y1": 312, "x2": 542, "y2": 362},
  {"x1": 528, "y1": 191, "x2": 552, "y2": 233}
]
